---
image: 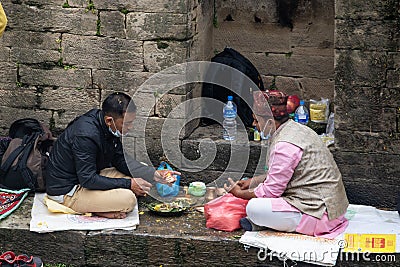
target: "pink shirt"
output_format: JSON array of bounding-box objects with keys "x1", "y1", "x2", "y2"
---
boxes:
[{"x1": 253, "y1": 142, "x2": 348, "y2": 239}]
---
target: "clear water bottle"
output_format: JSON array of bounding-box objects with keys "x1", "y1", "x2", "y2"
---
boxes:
[
  {"x1": 222, "y1": 96, "x2": 237, "y2": 140},
  {"x1": 294, "y1": 100, "x2": 309, "y2": 125}
]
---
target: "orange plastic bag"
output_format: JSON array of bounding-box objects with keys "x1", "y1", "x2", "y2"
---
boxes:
[{"x1": 204, "y1": 193, "x2": 249, "y2": 232}]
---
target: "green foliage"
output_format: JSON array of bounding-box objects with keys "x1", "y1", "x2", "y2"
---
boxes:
[
  {"x1": 285, "y1": 51, "x2": 293, "y2": 58},
  {"x1": 85, "y1": 0, "x2": 96, "y2": 14},
  {"x1": 62, "y1": 1, "x2": 70, "y2": 8},
  {"x1": 157, "y1": 41, "x2": 169, "y2": 49},
  {"x1": 120, "y1": 8, "x2": 129, "y2": 15},
  {"x1": 96, "y1": 19, "x2": 101, "y2": 36}
]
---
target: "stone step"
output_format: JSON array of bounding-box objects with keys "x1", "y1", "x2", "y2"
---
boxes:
[{"x1": 1, "y1": 195, "x2": 398, "y2": 266}]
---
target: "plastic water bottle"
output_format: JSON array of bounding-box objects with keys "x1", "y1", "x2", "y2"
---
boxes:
[
  {"x1": 294, "y1": 100, "x2": 309, "y2": 125},
  {"x1": 222, "y1": 96, "x2": 237, "y2": 140}
]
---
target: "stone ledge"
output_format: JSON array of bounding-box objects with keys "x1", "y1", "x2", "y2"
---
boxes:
[{"x1": 1, "y1": 195, "x2": 399, "y2": 266}]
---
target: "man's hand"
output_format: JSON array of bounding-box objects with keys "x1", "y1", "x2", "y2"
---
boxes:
[
  {"x1": 237, "y1": 178, "x2": 251, "y2": 190},
  {"x1": 130, "y1": 178, "x2": 152, "y2": 196},
  {"x1": 224, "y1": 177, "x2": 257, "y2": 200},
  {"x1": 154, "y1": 170, "x2": 181, "y2": 184}
]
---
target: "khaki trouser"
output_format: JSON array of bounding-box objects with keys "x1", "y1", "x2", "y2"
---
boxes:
[{"x1": 62, "y1": 168, "x2": 136, "y2": 214}]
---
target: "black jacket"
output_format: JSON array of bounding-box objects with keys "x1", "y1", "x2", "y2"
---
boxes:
[{"x1": 46, "y1": 109, "x2": 155, "y2": 196}]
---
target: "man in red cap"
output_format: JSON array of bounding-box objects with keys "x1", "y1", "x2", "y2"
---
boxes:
[{"x1": 226, "y1": 90, "x2": 349, "y2": 238}]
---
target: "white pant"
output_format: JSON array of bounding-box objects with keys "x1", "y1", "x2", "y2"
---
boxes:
[{"x1": 246, "y1": 198, "x2": 302, "y2": 232}]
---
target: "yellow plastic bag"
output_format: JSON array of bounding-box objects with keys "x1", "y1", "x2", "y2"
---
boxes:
[{"x1": 0, "y1": 3, "x2": 7, "y2": 37}]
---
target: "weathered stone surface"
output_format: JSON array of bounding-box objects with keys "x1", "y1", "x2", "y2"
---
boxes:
[
  {"x1": 334, "y1": 151, "x2": 400, "y2": 186},
  {"x1": 62, "y1": 34, "x2": 143, "y2": 72},
  {"x1": 387, "y1": 69, "x2": 400, "y2": 88},
  {"x1": 335, "y1": 50, "x2": 388, "y2": 87},
  {"x1": 335, "y1": 130, "x2": 400, "y2": 154},
  {"x1": 93, "y1": 70, "x2": 152, "y2": 94},
  {"x1": 95, "y1": 0, "x2": 190, "y2": 14},
  {"x1": 0, "y1": 63, "x2": 17, "y2": 90},
  {"x1": 19, "y1": 65, "x2": 92, "y2": 88},
  {"x1": 275, "y1": 76, "x2": 302, "y2": 96},
  {"x1": 214, "y1": 22, "x2": 291, "y2": 53},
  {"x1": 143, "y1": 41, "x2": 189, "y2": 72},
  {"x1": 4, "y1": 4, "x2": 97, "y2": 35},
  {"x1": 290, "y1": 21, "x2": 334, "y2": 50},
  {"x1": 155, "y1": 93, "x2": 187, "y2": 118},
  {"x1": 0, "y1": 31, "x2": 60, "y2": 50},
  {"x1": 300, "y1": 77, "x2": 334, "y2": 100},
  {"x1": 215, "y1": 0, "x2": 277, "y2": 24},
  {"x1": 99, "y1": 11, "x2": 125, "y2": 38},
  {"x1": 0, "y1": 88, "x2": 37, "y2": 108},
  {"x1": 129, "y1": 92, "x2": 156, "y2": 117},
  {"x1": 335, "y1": 0, "x2": 399, "y2": 20},
  {"x1": 39, "y1": 87, "x2": 99, "y2": 110},
  {"x1": 52, "y1": 109, "x2": 82, "y2": 134},
  {"x1": 0, "y1": 106, "x2": 52, "y2": 135},
  {"x1": 381, "y1": 88, "x2": 400, "y2": 107},
  {"x1": 11, "y1": 48, "x2": 60, "y2": 64},
  {"x1": 0, "y1": 47, "x2": 10, "y2": 62},
  {"x1": 247, "y1": 52, "x2": 334, "y2": 79},
  {"x1": 126, "y1": 12, "x2": 189, "y2": 40},
  {"x1": 336, "y1": 105, "x2": 396, "y2": 133},
  {"x1": 335, "y1": 19, "x2": 399, "y2": 51}
]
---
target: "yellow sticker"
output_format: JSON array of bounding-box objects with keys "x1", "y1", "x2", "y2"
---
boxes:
[{"x1": 344, "y1": 233, "x2": 397, "y2": 253}]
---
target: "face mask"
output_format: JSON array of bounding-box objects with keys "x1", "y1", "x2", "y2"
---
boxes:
[{"x1": 109, "y1": 118, "x2": 122, "y2": 138}]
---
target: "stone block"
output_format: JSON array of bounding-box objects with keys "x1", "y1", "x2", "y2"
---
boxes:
[
  {"x1": 247, "y1": 52, "x2": 334, "y2": 79},
  {"x1": 155, "y1": 93, "x2": 187, "y2": 118},
  {"x1": 335, "y1": 129, "x2": 400, "y2": 154},
  {"x1": 0, "y1": 106, "x2": 52, "y2": 132},
  {"x1": 19, "y1": 65, "x2": 92, "y2": 88},
  {"x1": 215, "y1": 0, "x2": 277, "y2": 24},
  {"x1": 143, "y1": 41, "x2": 189, "y2": 73},
  {"x1": 99, "y1": 11, "x2": 125, "y2": 38},
  {"x1": 299, "y1": 78, "x2": 334, "y2": 100},
  {"x1": 275, "y1": 76, "x2": 302, "y2": 96},
  {"x1": 381, "y1": 88, "x2": 400, "y2": 107},
  {"x1": 334, "y1": 151, "x2": 400, "y2": 186},
  {"x1": 0, "y1": 88, "x2": 37, "y2": 108},
  {"x1": 5, "y1": 4, "x2": 97, "y2": 35},
  {"x1": 39, "y1": 87, "x2": 99, "y2": 110},
  {"x1": 290, "y1": 21, "x2": 334, "y2": 50},
  {"x1": 0, "y1": 47, "x2": 10, "y2": 62},
  {"x1": 335, "y1": 19, "x2": 399, "y2": 51},
  {"x1": 0, "y1": 31, "x2": 60, "y2": 50},
  {"x1": 335, "y1": 50, "x2": 388, "y2": 87},
  {"x1": 11, "y1": 48, "x2": 60, "y2": 64},
  {"x1": 388, "y1": 52, "x2": 400, "y2": 69},
  {"x1": 52, "y1": 109, "x2": 82, "y2": 133},
  {"x1": 62, "y1": 34, "x2": 143, "y2": 72},
  {"x1": 126, "y1": 12, "x2": 189, "y2": 40},
  {"x1": 387, "y1": 69, "x2": 400, "y2": 88},
  {"x1": 213, "y1": 22, "x2": 290, "y2": 54},
  {"x1": 335, "y1": 0, "x2": 398, "y2": 20},
  {"x1": 93, "y1": 70, "x2": 152, "y2": 94},
  {"x1": 95, "y1": 0, "x2": 190, "y2": 14},
  {"x1": 0, "y1": 63, "x2": 17, "y2": 90},
  {"x1": 335, "y1": 104, "x2": 396, "y2": 133}
]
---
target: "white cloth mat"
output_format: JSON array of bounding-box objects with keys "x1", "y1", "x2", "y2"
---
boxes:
[
  {"x1": 30, "y1": 193, "x2": 139, "y2": 233},
  {"x1": 239, "y1": 204, "x2": 400, "y2": 266}
]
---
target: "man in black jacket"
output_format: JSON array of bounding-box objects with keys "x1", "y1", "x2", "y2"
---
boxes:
[{"x1": 46, "y1": 92, "x2": 178, "y2": 219}]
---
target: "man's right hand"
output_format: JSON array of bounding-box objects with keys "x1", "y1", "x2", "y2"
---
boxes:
[
  {"x1": 130, "y1": 178, "x2": 152, "y2": 196},
  {"x1": 237, "y1": 178, "x2": 251, "y2": 190}
]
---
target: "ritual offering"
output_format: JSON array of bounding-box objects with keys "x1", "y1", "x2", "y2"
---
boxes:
[
  {"x1": 146, "y1": 198, "x2": 192, "y2": 217},
  {"x1": 188, "y1": 182, "x2": 206, "y2": 197}
]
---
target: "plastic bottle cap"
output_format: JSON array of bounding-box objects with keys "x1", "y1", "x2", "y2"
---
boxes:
[
  {"x1": 227, "y1": 96, "x2": 233, "y2": 101},
  {"x1": 300, "y1": 100, "x2": 305, "y2": 105}
]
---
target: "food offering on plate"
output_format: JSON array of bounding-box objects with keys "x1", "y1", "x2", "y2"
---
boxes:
[{"x1": 146, "y1": 198, "x2": 194, "y2": 216}]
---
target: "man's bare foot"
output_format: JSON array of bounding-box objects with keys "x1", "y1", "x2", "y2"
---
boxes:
[{"x1": 93, "y1": 211, "x2": 127, "y2": 219}]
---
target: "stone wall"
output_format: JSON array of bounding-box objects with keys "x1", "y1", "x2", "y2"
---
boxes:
[
  {"x1": 214, "y1": 0, "x2": 335, "y2": 100},
  {"x1": 334, "y1": 0, "x2": 400, "y2": 207},
  {"x1": 0, "y1": 0, "x2": 213, "y2": 136}
]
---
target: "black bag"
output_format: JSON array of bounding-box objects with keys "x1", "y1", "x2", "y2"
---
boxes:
[
  {"x1": 0, "y1": 118, "x2": 54, "y2": 192},
  {"x1": 202, "y1": 47, "x2": 265, "y2": 127}
]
